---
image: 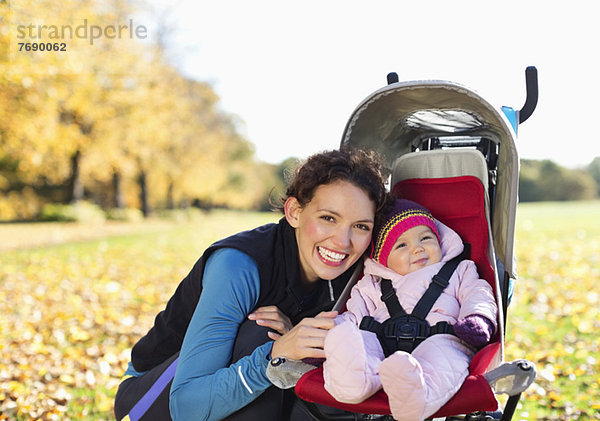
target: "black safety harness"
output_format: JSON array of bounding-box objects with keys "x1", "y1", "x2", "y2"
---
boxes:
[{"x1": 359, "y1": 245, "x2": 470, "y2": 356}]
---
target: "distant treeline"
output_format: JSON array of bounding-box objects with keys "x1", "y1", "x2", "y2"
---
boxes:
[{"x1": 519, "y1": 157, "x2": 600, "y2": 202}]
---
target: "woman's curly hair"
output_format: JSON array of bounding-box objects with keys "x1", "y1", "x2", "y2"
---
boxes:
[{"x1": 277, "y1": 148, "x2": 390, "y2": 225}]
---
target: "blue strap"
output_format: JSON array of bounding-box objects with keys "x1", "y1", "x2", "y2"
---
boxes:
[{"x1": 126, "y1": 357, "x2": 178, "y2": 421}]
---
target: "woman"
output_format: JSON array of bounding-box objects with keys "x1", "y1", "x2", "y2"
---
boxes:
[{"x1": 114, "y1": 149, "x2": 388, "y2": 421}]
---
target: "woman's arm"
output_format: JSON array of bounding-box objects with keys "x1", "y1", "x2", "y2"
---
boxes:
[
  {"x1": 169, "y1": 248, "x2": 272, "y2": 421},
  {"x1": 248, "y1": 305, "x2": 293, "y2": 340}
]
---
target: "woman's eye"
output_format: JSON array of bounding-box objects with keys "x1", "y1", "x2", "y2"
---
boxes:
[
  {"x1": 355, "y1": 224, "x2": 371, "y2": 231},
  {"x1": 320, "y1": 215, "x2": 335, "y2": 222}
]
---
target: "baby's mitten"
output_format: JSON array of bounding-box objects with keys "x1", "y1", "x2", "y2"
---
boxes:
[{"x1": 454, "y1": 315, "x2": 494, "y2": 348}]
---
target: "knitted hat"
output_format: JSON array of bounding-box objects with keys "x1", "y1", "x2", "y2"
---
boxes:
[{"x1": 371, "y1": 199, "x2": 440, "y2": 267}]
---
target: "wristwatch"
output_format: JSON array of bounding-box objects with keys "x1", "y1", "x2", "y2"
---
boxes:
[
  {"x1": 265, "y1": 357, "x2": 315, "y2": 389},
  {"x1": 270, "y1": 356, "x2": 286, "y2": 367}
]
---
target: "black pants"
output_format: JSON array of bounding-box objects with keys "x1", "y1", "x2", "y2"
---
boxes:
[
  {"x1": 114, "y1": 319, "x2": 348, "y2": 421},
  {"x1": 114, "y1": 352, "x2": 177, "y2": 421}
]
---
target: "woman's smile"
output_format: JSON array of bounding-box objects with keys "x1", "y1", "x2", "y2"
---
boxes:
[{"x1": 317, "y1": 246, "x2": 349, "y2": 266}]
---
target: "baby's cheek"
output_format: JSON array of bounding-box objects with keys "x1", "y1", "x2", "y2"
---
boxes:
[{"x1": 432, "y1": 247, "x2": 443, "y2": 263}]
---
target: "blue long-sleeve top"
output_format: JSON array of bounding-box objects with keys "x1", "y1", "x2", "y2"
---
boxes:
[
  {"x1": 124, "y1": 248, "x2": 273, "y2": 420},
  {"x1": 170, "y1": 248, "x2": 273, "y2": 420}
]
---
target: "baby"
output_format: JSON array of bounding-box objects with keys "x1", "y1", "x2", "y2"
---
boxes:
[{"x1": 323, "y1": 199, "x2": 498, "y2": 421}]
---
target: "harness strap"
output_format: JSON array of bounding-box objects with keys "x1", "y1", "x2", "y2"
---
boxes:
[
  {"x1": 430, "y1": 321, "x2": 455, "y2": 336},
  {"x1": 359, "y1": 316, "x2": 395, "y2": 355},
  {"x1": 379, "y1": 244, "x2": 470, "y2": 321},
  {"x1": 380, "y1": 278, "x2": 406, "y2": 318},
  {"x1": 411, "y1": 244, "x2": 470, "y2": 320},
  {"x1": 360, "y1": 244, "x2": 471, "y2": 355}
]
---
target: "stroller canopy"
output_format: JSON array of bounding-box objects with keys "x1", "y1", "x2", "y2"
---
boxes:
[{"x1": 340, "y1": 80, "x2": 519, "y2": 280}]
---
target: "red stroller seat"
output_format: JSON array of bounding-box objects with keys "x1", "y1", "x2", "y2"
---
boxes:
[{"x1": 296, "y1": 173, "x2": 502, "y2": 418}]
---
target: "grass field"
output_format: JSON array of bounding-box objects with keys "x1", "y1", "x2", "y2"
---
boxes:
[
  {"x1": 504, "y1": 201, "x2": 600, "y2": 420},
  {"x1": 1, "y1": 202, "x2": 599, "y2": 420}
]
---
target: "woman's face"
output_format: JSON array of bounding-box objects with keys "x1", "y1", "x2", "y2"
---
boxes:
[{"x1": 285, "y1": 180, "x2": 375, "y2": 283}]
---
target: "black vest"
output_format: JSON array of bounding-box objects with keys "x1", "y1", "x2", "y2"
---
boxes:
[{"x1": 131, "y1": 217, "x2": 358, "y2": 372}]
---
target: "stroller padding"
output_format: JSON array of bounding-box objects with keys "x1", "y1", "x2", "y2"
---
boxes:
[
  {"x1": 392, "y1": 149, "x2": 495, "y2": 272},
  {"x1": 296, "y1": 174, "x2": 501, "y2": 417},
  {"x1": 296, "y1": 365, "x2": 391, "y2": 415},
  {"x1": 392, "y1": 149, "x2": 489, "y2": 189}
]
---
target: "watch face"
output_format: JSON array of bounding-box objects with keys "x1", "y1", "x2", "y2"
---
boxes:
[{"x1": 271, "y1": 357, "x2": 286, "y2": 367}]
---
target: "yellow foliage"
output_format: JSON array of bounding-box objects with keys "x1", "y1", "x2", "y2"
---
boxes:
[
  {"x1": 0, "y1": 211, "x2": 279, "y2": 418},
  {"x1": 1, "y1": 0, "x2": 274, "y2": 220}
]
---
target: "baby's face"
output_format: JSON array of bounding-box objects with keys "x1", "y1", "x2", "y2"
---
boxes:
[{"x1": 386, "y1": 225, "x2": 442, "y2": 276}]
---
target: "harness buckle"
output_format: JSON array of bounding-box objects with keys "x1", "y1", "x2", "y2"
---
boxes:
[
  {"x1": 384, "y1": 316, "x2": 430, "y2": 342},
  {"x1": 359, "y1": 316, "x2": 376, "y2": 332}
]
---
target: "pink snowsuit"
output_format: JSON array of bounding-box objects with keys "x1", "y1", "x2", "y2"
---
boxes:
[{"x1": 323, "y1": 220, "x2": 498, "y2": 421}]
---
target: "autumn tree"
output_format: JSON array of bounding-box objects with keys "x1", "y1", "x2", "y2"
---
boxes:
[{"x1": 0, "y1": 0, "x2": 283, "y2": 220}]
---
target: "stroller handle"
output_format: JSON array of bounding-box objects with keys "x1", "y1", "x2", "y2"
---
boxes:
[
  {"x1": 387, "y1": 72, "x2": 399, "y2": 85},
  {"x1": 518, "y1": 66, "x2": 538, "y2": 124}
]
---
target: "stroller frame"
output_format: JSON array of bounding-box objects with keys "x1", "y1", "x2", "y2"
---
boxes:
[{"x1": 295, "y1": 68, "x2": 538, "y2": 421}]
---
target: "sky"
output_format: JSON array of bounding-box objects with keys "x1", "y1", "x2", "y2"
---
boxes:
[{"x1": 144, "y1": 0, "x2": 599, "y2": 168}]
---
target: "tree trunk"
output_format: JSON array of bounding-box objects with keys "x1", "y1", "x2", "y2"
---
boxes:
[
  {"x1": 112, "y1": 170, "x2": 124, "y2": 209},
  {"x1": 138, "y1": 169, "x2": 150, "y2": 217},
  {"x1": 166, "y1": 181, "x2": 174, "y2": 210},
  {"x1": 69, "y1": 149, "x2": 84, "y2": 203}
]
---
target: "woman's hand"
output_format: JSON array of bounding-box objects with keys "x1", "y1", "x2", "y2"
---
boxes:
[
  {"x1": 270, "y1": 311, "x2": 338, "y2": 360},
  {"x1": 248, "y1": 306, "x2": 293, "y2": 338}
]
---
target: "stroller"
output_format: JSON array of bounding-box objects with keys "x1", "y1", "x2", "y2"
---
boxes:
[{"x1": 294, "y1": 68, "x2": 539, "y2": 420}]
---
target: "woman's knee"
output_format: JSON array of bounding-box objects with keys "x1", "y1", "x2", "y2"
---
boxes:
[
  {"x1": 114, "y1": 377, "x2": 137, "y2": 420},
  {"x1": 114, "y1": 353, "x2": 178, "y2": 421}
]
